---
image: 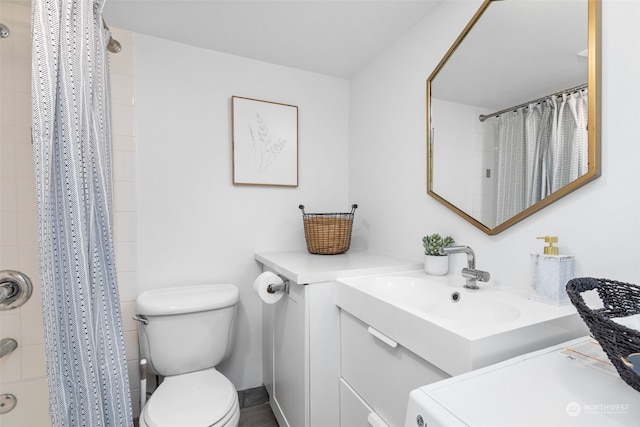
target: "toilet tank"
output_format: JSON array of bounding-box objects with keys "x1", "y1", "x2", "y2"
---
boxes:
[{"x1": 136, "y1": 284, "x2": 239, "y2": 376}]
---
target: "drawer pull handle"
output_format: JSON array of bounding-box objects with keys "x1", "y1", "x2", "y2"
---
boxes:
[
  {"x1": 367, "y1": 326, "x2": 397, "y2": 348},
  {"x1": 367, "y1": 412, "x2": 389, "y2": 427}
]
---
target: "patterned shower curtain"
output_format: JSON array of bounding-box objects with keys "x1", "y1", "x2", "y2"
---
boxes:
[
  {"x1": 495, "y1": 89, "x2": 588, "y2": 225},
  {"x1": 31, "y1": 0, "x2": 133, "y2": 425}
]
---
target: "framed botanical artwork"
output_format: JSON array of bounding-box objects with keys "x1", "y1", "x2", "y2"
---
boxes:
[{"x1": 232, "y1": 96, "x2": 299, "y2": 187}]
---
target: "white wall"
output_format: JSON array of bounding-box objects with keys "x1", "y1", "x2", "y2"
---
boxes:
[
  {"x1": 431, "y1": 98, "x2": 485, "y2": 215},
  {"x1": 431, "y1": 97, "x2": 497, "y2": 226},
  {"x1": 350, "y1": 0, "x2": 640, "y2": 288},
  {"x1": 133, "y1": 35, "x2": 350, "y2": 389}
]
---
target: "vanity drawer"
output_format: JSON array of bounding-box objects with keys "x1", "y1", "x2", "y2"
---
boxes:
[
  {"x1": 340, "y1": 378, "x2": 387, "y2": 427},
  {"x1": 340, "y1": 310, "x2": 449, "y2": 427}
]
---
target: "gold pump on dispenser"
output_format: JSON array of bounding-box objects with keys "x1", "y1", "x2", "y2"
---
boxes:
[
  {"x1": 537, "y1": 236, "x2": 559, "y2": 255},
  {"x1": 530, "y1": 235, "x2": 574, "y2": 305}
]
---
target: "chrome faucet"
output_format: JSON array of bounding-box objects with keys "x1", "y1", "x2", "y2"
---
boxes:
[{"x1": 440, "y1": 246, "x2": 490, "y2": 290}]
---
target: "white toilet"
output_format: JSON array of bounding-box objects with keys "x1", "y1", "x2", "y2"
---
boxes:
[{"x1": 135, "y1": 284, "x2": 241, "y2": 427}]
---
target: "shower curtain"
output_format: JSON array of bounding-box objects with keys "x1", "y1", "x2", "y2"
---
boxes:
[
  {"x1": 31, "y1": 0, "x2": 133, "y2": 425},
  {"x1": 495, "y1": 89, "x2": 588, "y2": 224}
]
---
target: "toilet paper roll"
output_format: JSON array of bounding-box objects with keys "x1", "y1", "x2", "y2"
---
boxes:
[{"x1": 254, "y1": 271, "x2": 285, "y2": 304}]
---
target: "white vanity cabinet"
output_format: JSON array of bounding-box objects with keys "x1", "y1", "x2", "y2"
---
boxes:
[
  {"x1": 339, "y1": 311, "x2": 449, "y2": 427},
  {"x1": 256, "y1": 251, "x2": 423, "y2": 427},
  {"x1": 262, "y1": 276, "x2": 341, "y2": 427}
]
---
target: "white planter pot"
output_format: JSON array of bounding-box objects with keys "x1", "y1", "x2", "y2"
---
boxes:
[{"x1": 424, "y1": 254, "x2": 449, "y2": 276}]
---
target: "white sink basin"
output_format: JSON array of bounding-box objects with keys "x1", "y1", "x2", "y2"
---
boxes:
[
  {"x1": 422, "y1": 298, "x2": 521, "y2": 323},
  {"x1": 359, "y1": 276, "x2": 521, "y2": 323},
  {"x1": 336, "y1": 271, "x2": 588, "y2": 376}
]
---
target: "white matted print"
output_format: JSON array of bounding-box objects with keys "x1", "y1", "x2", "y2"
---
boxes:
[{"x1": 232, "y1": 96, "x2": 298, "y2": 186}]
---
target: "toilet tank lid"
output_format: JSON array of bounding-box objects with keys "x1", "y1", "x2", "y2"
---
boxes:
[{"x1": 136, "y1": 284, "x2": 239, "y2": 315}]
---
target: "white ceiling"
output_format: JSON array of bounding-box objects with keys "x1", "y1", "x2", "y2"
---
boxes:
[
  {"x1": 102, "y1": 0, "x2": 444, "y2": 78},
  {"x1": 12, "y1": 0, "x2": 589, "y2": 107}
]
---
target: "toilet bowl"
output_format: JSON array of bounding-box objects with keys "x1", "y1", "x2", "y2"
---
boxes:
[
  {"x1": 135, "y1": 284, "x2": 240, "y2": 427},
  {"x1": 139, "y1": 369, "x2": 240, "y2": 427}
]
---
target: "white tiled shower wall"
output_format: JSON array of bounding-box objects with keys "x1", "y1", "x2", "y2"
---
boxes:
[
  {"x1": 0, "y1": 1, "x2": 44, "y2": 395},
  {"x1": 0, "y1": 1, "x2": 140, "y2": 422},
  {"x1": 109, "y1": 26, "x2": 141, "y2": 418}
]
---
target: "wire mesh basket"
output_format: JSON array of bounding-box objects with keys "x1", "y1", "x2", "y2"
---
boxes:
[
  {"x1": 299, "y1": 204, "x2": 357, "y2": 255},
  {"x1": 566, "y1": 277, "x2": 640, "y2": 392}
]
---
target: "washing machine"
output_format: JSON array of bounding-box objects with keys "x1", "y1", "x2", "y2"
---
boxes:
[{"x1": 405, "y1": 337, "x2": 640, "y2": 427}]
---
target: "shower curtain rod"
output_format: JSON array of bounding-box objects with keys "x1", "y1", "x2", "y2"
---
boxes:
[{"x1": 478, "y1": 83, "x2": 588, "y2": 122}]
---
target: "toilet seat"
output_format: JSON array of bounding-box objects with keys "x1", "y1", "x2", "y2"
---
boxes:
[{"x1": 141, "y1": 368, "x2": 240, "y2": 427}]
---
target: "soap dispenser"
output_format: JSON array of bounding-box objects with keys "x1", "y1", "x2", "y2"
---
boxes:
[{"x1": 530, "y1": 236, "x2": 575, "y2": 305}]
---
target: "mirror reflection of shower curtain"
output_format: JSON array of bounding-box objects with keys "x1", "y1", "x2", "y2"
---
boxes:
[{"x1": 496, "y1": 89, "x2": 588, "y2": 224}]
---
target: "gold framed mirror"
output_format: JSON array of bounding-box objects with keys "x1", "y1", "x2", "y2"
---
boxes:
[{"x1": 427, "y1": 0, "x2": 600, "y2": 235}]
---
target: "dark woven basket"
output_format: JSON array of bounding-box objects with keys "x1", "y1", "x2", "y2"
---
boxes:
[
  {"x1": 299, "y1": 204, "x2": 357, "y2": 255},
  {"x1": 566, "y1": 277, "x2": 640, "y2": 392}
]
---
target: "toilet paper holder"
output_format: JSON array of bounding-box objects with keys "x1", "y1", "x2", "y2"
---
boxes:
[{"x1": 267, "y1": 275, "x2": 290, "y2": 295}]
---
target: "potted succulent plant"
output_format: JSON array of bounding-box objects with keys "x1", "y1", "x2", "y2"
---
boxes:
[{"x1": 422, "y1": 233, "x2": 455, "y2": 275}]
